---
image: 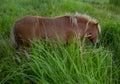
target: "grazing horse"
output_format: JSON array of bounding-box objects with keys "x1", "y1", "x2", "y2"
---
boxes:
[{"x1": 10, "y1": 13, "x2": 101, "y2": 48}]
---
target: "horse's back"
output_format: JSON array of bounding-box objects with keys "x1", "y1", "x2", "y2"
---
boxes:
[{"x1": 11, "y1": 15, "x2": 75, "y2": 47}]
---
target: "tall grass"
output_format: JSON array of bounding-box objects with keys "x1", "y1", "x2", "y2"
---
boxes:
[
  {"x1": 29, "y1": 41, "x2": 114, "y2": 84},
  {"x1": 0, "y1": 40, "x2": 118, "y2": 84}
]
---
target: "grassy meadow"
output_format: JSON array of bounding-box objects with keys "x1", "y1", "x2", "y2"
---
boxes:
[{"x1": 0, "y1": 0, "x2": 120, "y2": 84}]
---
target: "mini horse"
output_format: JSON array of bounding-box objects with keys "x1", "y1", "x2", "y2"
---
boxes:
[{"x1": 10, "y1": 13, "x2": 101, "y2": 48}]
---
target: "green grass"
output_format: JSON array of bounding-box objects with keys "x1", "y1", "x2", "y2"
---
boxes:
[
  {"x1": 79, "y1": 0, "x2": 109, "y2": 4},
  {"x1": 0, "y1": 0, "x2": 120, "y2": 83},
  {"x1": 0, "y1": 40, "x2": 116, "y2": 84}
]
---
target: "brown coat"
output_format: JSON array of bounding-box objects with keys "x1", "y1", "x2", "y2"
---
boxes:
[{"x1": 10, "y1": 14, "x2": 101, "y2": 48}]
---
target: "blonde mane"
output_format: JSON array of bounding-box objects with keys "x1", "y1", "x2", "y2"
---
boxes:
[
  {"x1": 75, "y1": 13, "x2": 97, "y2": 23},
  {"x1": 69, "y1": 13, "x2": 101, "y2": 33}
]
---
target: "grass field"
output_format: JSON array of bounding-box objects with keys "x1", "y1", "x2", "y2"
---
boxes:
[{"x1": 0, "y1": 0, "x2": 120, "y2": 84}]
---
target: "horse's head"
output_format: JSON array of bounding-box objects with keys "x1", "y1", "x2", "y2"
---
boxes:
[
  {"x1": 85, "y1": 21, "x2": 101, "y2": 45},
  {"x1": 74, "y1": 13, "x2": 101, "y2": 45}
]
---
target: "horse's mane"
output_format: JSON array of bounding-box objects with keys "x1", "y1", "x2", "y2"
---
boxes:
[
  {"x1": 75, "y1": 13, "x2": 97, "y2": 23},
  {"x1": 69, "y1": 13, "x2": 101, "y2": 33}
]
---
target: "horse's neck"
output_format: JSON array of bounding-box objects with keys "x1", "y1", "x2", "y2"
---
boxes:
[{"x1": 76, "y1": 20, "x2": 90, "y2": 37}]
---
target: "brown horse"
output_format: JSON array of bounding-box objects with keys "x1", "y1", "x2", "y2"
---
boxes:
[{"x1": 10, "y1": 13, "x2": 101, "y2": 48}]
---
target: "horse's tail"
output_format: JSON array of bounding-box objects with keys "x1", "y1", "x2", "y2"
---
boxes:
[{"x1": 10, "y1": 23, "x2": 17, "y2": 49}]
